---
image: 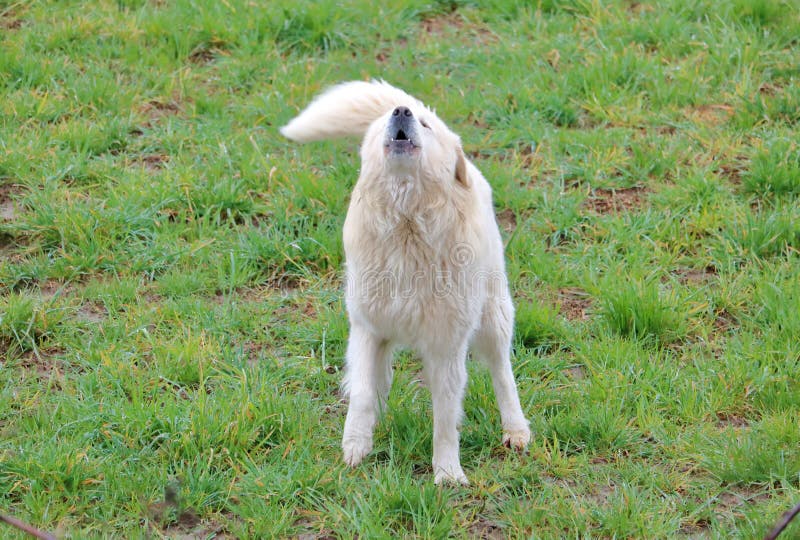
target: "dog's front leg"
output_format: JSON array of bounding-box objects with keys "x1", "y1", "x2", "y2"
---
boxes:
[
  {"x1": 426, "y1": 346, "x2": 469, "y2": 485},
  {"x1": 341, "y1": 323, "x2": 392, "y2": 467},
  {"x1": 473, "y1": 294, "x2": 531, "y2": 450}
]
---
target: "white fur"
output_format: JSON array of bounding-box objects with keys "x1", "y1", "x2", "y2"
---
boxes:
[{"x1": 281, "y1": 80, "x2": 530, "y2": 484}]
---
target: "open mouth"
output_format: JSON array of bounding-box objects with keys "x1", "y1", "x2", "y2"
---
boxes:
[
  {"x1": 385, "y1": 114, "x2": 420, "y2": 155},
  {"x1": 390, "y1": 129, "x2": 414, "y2": 144},
  {"x1": 386, "y1": 136, "x2": 417, "y2": 154}
]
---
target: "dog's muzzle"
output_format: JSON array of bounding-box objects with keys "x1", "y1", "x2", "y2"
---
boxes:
[{"x1": 385, "y1": 106, "x2": 420, "y2": 155}]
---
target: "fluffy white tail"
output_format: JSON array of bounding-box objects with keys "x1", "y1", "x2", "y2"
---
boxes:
[{"x1": 280, "y1": 80, "x2": 425, "y2": 143}]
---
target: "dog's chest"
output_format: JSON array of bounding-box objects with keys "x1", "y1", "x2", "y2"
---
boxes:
[
  {"x1": 346, "y1": 217, "x2": 482, "y2": 337},
  {"x1": 393, "y1": 216, "x2": 429, "y2": 252},
  {"x1": 378, "y1": 215, "x2": 445, "y2": 270}
]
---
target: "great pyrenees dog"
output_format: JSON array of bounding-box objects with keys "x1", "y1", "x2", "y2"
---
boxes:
[{"x1": 281, "y1": 81, "x2": 530, "y2": 484}]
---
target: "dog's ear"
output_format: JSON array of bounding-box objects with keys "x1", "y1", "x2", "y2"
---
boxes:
[{"x1": 455, "y1": 146, "x2": 469, "y2": 188}]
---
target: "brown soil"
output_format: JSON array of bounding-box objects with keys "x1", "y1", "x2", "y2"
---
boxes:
[
  {"x1": 496, "y1": 208, "x2": 517, "y2": 234},
  {"x1": 673, "y1": 266, "x2": 718, "y2": 285},
  {"x1": 420, "y1": 11, "x2": 496, "y2": 45},
  {"x1": 584, "y1": 186, "x2": 649, "y2": 214},
  {"x1": 557, "y1": 287, "x2": 592, "y2": 321},
  {"x1": 685, "y1": 104, "x2": 734, "y2": 127},
  {"x1": 715, "y1": 412, "x2": 749, "y2": 429},
  {"x1": 0, "y1": 183, "x2": 22, "y2": 221}
]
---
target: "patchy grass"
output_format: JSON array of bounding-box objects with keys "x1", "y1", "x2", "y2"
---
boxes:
[{"x1": 1, "y1": 0, "x2": 800, "y2": 538}]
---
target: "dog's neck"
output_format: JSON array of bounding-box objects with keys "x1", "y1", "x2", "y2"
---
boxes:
[
  {"x1": 358, "y1": 169, "x2": 458, "y2": 238},
  {"x1": 386, "y1": 173, "x2": 423, "y2": 216}
]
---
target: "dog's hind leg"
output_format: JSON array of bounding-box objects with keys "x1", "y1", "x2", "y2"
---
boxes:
[
  {"x1": 424, "y1": 344, "x2": 470, "y2": 485},
  {"x1": 472, "y1": 293, "x2": 531, "y2": 450},
  {"x1": 341, "y1": 323, "x2": 393, "y2": 467}
]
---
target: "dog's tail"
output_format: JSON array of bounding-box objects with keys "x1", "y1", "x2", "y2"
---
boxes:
[{"x1": 280, "y1": 80, "x2": 425, "y2": 143}]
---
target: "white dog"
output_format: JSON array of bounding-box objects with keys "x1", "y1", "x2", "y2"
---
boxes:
[{"x1": 281, "y1": 81, "x2": 530, "y2": 484}]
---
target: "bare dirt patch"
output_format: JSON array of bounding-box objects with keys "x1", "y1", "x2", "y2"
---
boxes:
[
  {"x1": 420, "y1": 11, "x2": 496, "y2": 45},
  {"x1": 134, "y1": 153, "x2": 171, "y2": 171},
  {"x1": 516, "y1": 142, "x2": 543, "y2": 170},
  {"x1": 466, "y1": 111, "x2": 490, "y2": 130},
  {"x1": 39, "y1": 280, "x2": 74, "y2": 300},
  {"x1": 188, "y1": 47, "x2": 216, "y2": 64},
  {"x1": 758, "y1": 82, "x2": 781, "y2": 96},
  {"x1": 421, "y1": 11, "x2": 464, "y2": 35},
  {"x1": 468, "y1": 518, "x2": 505, "y2": 540},
  {"x1": 0, "y1": 234, "x2": 14, "y2": 259},
  {"x1": 188, "y1": 37, "x2": 228, "y2": 64},
  {"x1": 716, "y1": 155, "x2": 748, "y2": 185},
  {"x1": 585, "y1": 482, "x2": 617, "y2": 506},
  {"x1": 0, "y1": 16, "x2": 22, "y2": 30},
  {"x1": 18, "y1": 347, "x2": 68, "y2": 381},
  {"x1": 0, "y1": 184, "x2": 22, "y2": 257},
  {"x1": 162, "y1": 513, "x2": 231, "y2": 539},
  {"x1": 0, "y1": 201, "x2": 15, "y2": 220},
  {"x1": 684, "y1": 104, "x2": 734, "y2": 127},
  {"x1": 296, "y1": 531, "x2": 337, "y2": 540},
  {"x1": 148, "y1": 485, "x2": 235, "y2": 539},
  {"x1": 264, "y1": 273, "x2": 309, "y2": 295},
  {"x1": 540, "y1": 473, "x2": 578, "y2": 491},
  {"x1": 375, "y1": 36, "x2": 408, "y2": 64},
  {"x1": 628, "y1": 2, "x2": 656, "y2": 14},
  {"x1": 140, "y1": 98, "x2": 181, "y2": 118},
  {"x1": 563, "y1": 365, "x2": 586, "y2": 380},
  {"x1": 714, "y1": 488, "x2": 771, "y2": 517},
  {"x1": 0, "y1": 183, "x2": 23, "y2": 221},
  {"x1": 496, "y1": 208, "x2": 517, "y2": 234},
  {"x1": 715, "y1": 412, "x2": 749, "y2": 429},
  {"x1": 293, "y1": 514, "x2": 336, "y2": 540},
  {"x1": 240, "y1": 340, "x2": 270, "y2": 368},
  {"x1": 133, "y1": 97, "x2": 184, "y2": 136},
  {"x1": 678, "y1": 518, "x2": 711, "y2": 537},
  {"x1": 583, "y1": 186, "x2": 649, "y2": 214},
  {"x1": 274, "y1": 298, "x2": 317, "y2": 320},
  {"x1": 712, "y1": 308, "x2": 737, "y2": 335},
  {"x1": 673, "y1": 265, "x2": 717, "y2": 285},
  {"x1": 377, "y1": 11, "x2": 494, "y2": 63},
  {"x1": 557, "y1": 287, "x2": 592, "y2": 321},
  {"x1": 77, "y1": 302, "x2": 108, "y2": 324}
]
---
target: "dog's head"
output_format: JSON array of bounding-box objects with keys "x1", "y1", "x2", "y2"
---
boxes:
[
  {"x1": 363, "y1": 104, "x2": 469, "y2": 188},
  {"x1": 280, "y1": 80, "x2": 471, "y2": 190}
]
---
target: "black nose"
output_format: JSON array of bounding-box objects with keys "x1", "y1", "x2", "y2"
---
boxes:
[{"x1": 392, "y1": 106, "x2": 413, "y2": 118}]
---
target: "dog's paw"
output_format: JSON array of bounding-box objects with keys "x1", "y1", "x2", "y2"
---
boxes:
[
  {"x1": 433, "y1": 464, "x2": 469, "y2": 486},
  {"x1": 342, "y1": 436, "x2": 373, "y2": 467},
  {"x1": 502, "y1": 426, "x2": 531, "y2": 450}
]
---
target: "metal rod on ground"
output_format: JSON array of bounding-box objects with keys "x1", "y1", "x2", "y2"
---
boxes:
[
  {"x1": 0, "y1": 514, "x2": 57, "y2": 540},
  {"x1": 764, "y1": 502, "x2": 800, "y2": 540}
]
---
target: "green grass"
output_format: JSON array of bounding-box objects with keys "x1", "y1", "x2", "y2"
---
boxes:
[{"x1": 1, "y1": 0, "x2": 800, "y2": 538}]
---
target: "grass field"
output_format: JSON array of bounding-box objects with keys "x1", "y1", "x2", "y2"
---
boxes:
[{"x1": 2, "y1": 0, "x2": 800, "y2": 538}]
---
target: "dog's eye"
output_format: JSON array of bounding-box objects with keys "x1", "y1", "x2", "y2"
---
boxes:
[{"x1": 420, "y1": 119, "x2": 431, "y2": 129}]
